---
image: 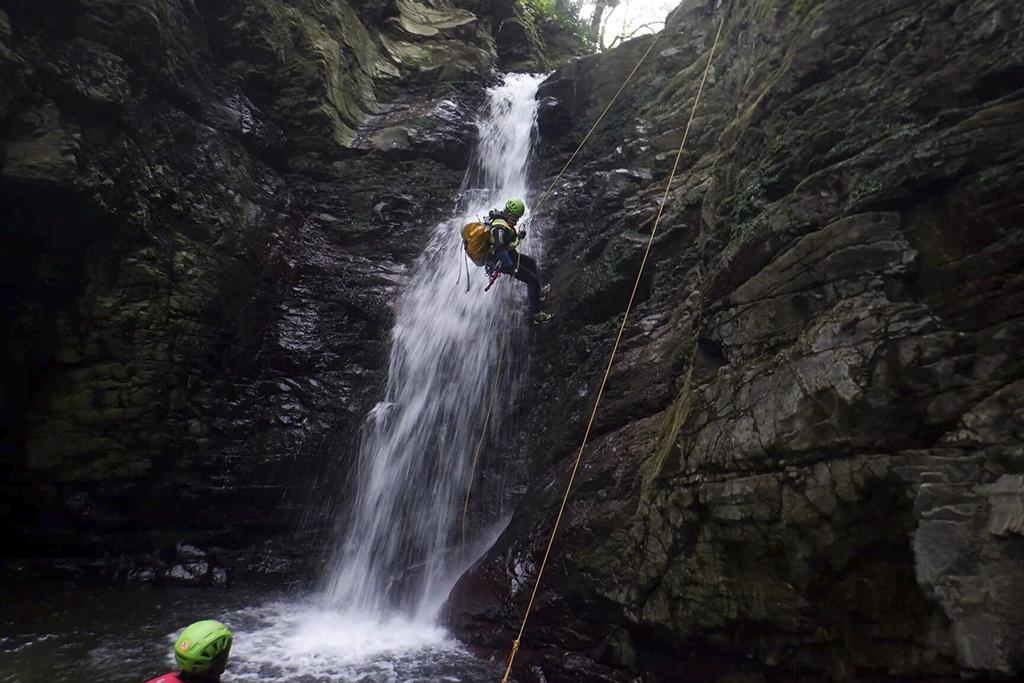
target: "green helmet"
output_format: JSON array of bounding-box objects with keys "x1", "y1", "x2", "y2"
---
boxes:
[
  {"x1": 504, "y1": 197, "x2": 526, "y2": 217},
  {"x1": 174, "y1": 620, "x2": 233, "y2": 674}
]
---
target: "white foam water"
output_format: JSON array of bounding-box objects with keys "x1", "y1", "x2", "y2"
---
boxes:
[{"x1": 320, "y1": 73, "x2": 545, "y2": 624}]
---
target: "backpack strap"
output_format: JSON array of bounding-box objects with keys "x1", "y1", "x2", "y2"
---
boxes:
[{"x1": 490, "y1": 218, "x2": 520, "y2": 249}]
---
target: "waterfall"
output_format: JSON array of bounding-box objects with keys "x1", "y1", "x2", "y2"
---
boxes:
[{"x1": 322, "y1": 74, "x2": 545, "y2": 621}]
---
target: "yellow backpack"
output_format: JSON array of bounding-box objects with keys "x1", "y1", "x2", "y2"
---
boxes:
[{"x1": 461, "y1": 222, "x2": 491, "y2": 266}]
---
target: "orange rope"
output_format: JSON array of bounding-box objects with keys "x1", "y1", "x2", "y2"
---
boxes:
[{"x1": 499, "y1": 18, "x2": 726, "y2": 683}]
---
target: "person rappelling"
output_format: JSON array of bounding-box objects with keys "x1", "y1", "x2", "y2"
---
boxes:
[{"x1": 462, "y1": 197, "x2": 553, "y2": 325}]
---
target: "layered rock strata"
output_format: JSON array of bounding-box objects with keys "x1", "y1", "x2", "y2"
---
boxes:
[
  {"x1": 0, "y1": 0, "x2": 587, "y2": 584},
  {"x1": 449, "y1": 0, "x2": 1024, "y2": 680}
]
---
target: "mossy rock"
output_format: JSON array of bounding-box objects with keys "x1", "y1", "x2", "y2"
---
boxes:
[{"x1": 392, "y1": 0, "x2": 477, "y2": 36}]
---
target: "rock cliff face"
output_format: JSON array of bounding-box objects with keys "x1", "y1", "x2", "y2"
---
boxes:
[
  {"x1": 5, "y1": 0, "x2": 1022, "y2": 679},
  {"x1": 0, "y1": 0, "x2": 585, "y2": 584},
  {"x1": 448, "y1": 0, "x2": 1024, "y2": 681}
]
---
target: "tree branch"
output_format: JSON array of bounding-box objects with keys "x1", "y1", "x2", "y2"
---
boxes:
[{"x1": 603, "y1": 20, "x2": 665, "y2": 50}]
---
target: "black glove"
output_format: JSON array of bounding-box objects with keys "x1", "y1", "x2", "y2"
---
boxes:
[{"x1": 517, "y1": 229, "x2": 527, "y2": 240}]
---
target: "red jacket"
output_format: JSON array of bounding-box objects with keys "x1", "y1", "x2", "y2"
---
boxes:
[{"x1": 143, "y1": 674, "x2": 184, "y2": 683}]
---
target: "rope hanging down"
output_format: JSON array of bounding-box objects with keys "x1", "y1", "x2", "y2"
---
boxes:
[
  {"x1": 461, "y1": 252, "x2": 520, "y2": 567},
  {"x1": 500, "y1": 18, "x2": 726, "y2": 683},
  {"x1": 460, "y1": 30, "x2": 666, "y2": 560}
]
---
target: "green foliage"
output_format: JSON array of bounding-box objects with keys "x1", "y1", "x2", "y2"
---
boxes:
[
  {"x1": 523, "y1": 0, "x2": 556, "y2": 12},
  {"x1": 658, "y1": 184, "x2": 707, "y2": 238},
  {"x1": 717, "y1": 172, "x2": 771, "y2": 257},
  {"x1": 681, "y1": 185, "x2": 708, "y2": 210},
  {"x1": 573, "y1": 89, "x2": 641, "y2": 164},
  {"x1": 521, "y1": 0, "x2": 597, "y2": 49}
]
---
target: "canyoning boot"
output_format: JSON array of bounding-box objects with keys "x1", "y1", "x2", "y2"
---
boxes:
[
  {"x1": 539, "y1": 284, "x2": 551, "y2": 302},
  {"x1": 532, "y1": 311, "x2": 554, "y2": 325}
]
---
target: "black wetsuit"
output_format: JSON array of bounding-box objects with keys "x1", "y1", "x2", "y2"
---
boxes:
[{"x1": 489, "y1": 212, "x2": 542, "y2": 314}]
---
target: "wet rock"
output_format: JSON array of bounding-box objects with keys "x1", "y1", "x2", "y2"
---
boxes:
[
  {"x1": 495, "y1": 2, "x2": 547, "y2": 73},
  {"x1": 587, "y1": 168, "x2": 654, "y2": 215},
  {"x1": 706, "y1": 212, "x2": 919, "y2": 363},
  {"x1": 201, "y1": 0, "x2": 388, "y2": 147},
  {"x1": 450, "y1": 0, "x2": 1024, "y2": 681},
  {"x1": 986, "y1": 474, "x2": 1024, "y2": 537},
  {"x1": 0, "y1": 0, "x2": 506, "y2": 589},
  {"x1": 2, "y1": 102, "x2": 81, "y2": 185},
  {"x1": 354, "y1": 97, "x2": 478, "y2": 168},
  {"x1": 537, "y1": 95, "x2": 572, "y2": 139},
  {"x1": 537, "y1": 75, "x2": 577, "y2": 112},
  {"x1": 166, "y1": 562, "x2": 209, "y2": 584},
  {"x1": 911, "y1": 466, "x2": 1024, "y2": 674},
  {"x1": 392, "y1": 0, "x2": 476, "y2": 36},
  {"x1": 175, "y1": 543, "x2": 207, "y2": 560},
  {"x1": 197, "y1": 0, "x2": 549, "y2": 150}
]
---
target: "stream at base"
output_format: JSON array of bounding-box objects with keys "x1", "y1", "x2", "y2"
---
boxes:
[{"x1": 0, "y1": 587, "x2": 510, "y2": 683}]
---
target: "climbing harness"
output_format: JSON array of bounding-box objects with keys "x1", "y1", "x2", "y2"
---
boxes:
[
  {"x1": 498, "y1": 17, "x2": 727, "y2": 683},
  {"x1": 461, "y1": 214, "x2": 525, "y2": 293},
  {"x1": 484, "y1": 265, "x2": 504, "y2": 292}
]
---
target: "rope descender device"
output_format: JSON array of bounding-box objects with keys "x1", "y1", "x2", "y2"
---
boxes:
[{"x1": 484, "y1": 265, "x2": 504, "y2": 292}]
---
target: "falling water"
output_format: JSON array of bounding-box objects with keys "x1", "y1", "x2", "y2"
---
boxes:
[
  {"x1": 0, "y1": 75, "x2": 546, "y2": 683},
  {"x1": 322, "y1": 73, "x2": 546, "y2": 621},
  {"x1": 0, "y1": 76, "x2": 547, "y2": 683}
]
